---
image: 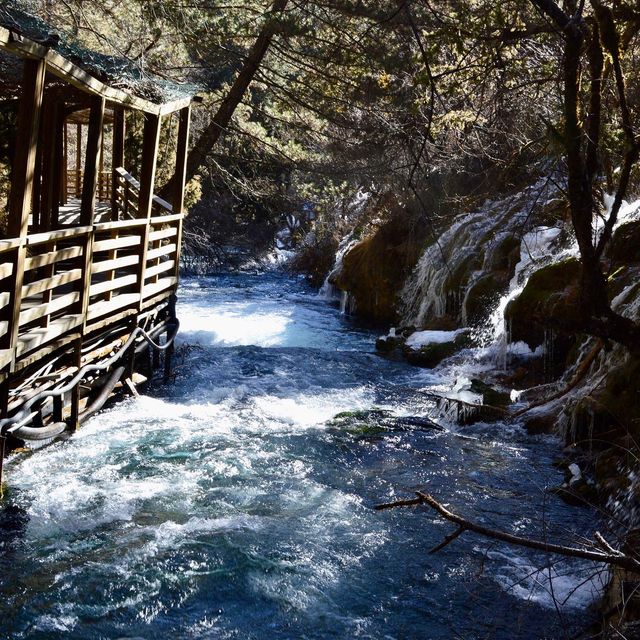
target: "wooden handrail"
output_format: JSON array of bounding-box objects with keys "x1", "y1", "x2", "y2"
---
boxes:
[{"x1": 114, "y1": 168, "x2": 174, "y2": 215}]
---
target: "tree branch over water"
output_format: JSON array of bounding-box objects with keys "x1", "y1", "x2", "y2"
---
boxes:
[{"x1": 375, "y1": 491, "x2": 640, "y2": 573}]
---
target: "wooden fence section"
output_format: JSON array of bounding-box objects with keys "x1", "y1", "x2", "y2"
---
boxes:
[
  {"x1": 67, "y1": 170, "x2": 112, "y2": 202},
  {"x1": 0, "y1": 176, "x2": 182, "y2": 382}
]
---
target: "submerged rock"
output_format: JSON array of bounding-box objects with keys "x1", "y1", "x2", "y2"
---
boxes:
[{"x1": 327, "y1": 408, "x2": 443, "y2": 437}]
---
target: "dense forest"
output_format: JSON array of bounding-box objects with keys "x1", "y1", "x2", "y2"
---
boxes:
[{"x1": 1, "y1": 1, "x2": 640, "y2": 638}]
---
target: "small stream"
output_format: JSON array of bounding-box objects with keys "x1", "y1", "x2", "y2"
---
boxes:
[{"x1": 0, "y1": 272, "x2": 605, "y2": 639}]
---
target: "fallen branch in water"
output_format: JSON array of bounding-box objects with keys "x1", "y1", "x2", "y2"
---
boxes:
[{"x1": 375, "y1": 491, "x2": 640, "y2": 573}]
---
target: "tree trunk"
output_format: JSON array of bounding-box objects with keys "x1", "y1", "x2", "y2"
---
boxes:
[{"x1": 161, "y1": 0, "x2": 289, "y2": 201}]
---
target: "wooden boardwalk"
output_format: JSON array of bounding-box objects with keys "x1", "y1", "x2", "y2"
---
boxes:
[{"x1": 0, "y1": 18, "x2": 193, "y2": 459}]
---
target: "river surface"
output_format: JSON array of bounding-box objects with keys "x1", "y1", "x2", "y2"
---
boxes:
[{"x1": 0, "y1": 272, "x2": 605, "y2": 639}]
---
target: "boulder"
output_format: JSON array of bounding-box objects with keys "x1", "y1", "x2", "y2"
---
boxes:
[
  {"x1": 332, "y1": 201, "x2": 431, "y2": 324},
  {"x1": 505, "y1": 258, "x2": 582, "y2": 350},
  {"x1": 402, "y1": 330, "x2": 472, "y2": 368}
]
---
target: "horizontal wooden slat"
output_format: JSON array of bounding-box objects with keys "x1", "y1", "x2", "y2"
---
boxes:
[
  {"x1": 94, "y1": 218, "x2": 147, "y2": 232},
  {"x1": 142, "y1": 277, "x2": 178, "y2": 300},
  {"x1": 22, "y1": 269, "x2": 82, "y2": 298},
  {"x1": 89, "y1": 274, "x2": 137, "y2": 297},
  {"x1": 148, "y1": 227, "x2": 177, "y2": 242},
  {"x1": 0, "y1": 238, "x2": 23, "y2": 252},
  {"x1": 91, "y1": 254, "x2": 139, "y2": 274},
  {"x1": 144, "y1": 260, "x2": 175, "y2": 280},
  {"x1": 147, "y1": 243, "x2": 177, "y2": 261},
  {"x1": 27, "y1": 226, "x2": 91, "y2": 245},
  {"x1": 0, "y1": 262, "x2": 14, "y2": 280},
  {"x1": 19, "y1": 291, "x2": 80, "y2": 326},
  {"x1": 25, "y1": 245, "x2": 84, "y2": 271},
  {"x1": 93, "y1": 235, "x2": 141, "y2": 252},
  {"x1": 150, "y1": 213, "x2": 182, "y2": 225},
  {"x1": 0, "y1": 292, "x2": 10, "y2": 309},
  {"x1": 15, "y1": 314, "x2": 83, "y2": 357},
  {"x1": 87, "y1": 292, "x2": 140, "y2": 321}
]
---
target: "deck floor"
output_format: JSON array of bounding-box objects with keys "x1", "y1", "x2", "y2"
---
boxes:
[{"x1": 57, "y1": 199, "x2": 112, "y2": 226}]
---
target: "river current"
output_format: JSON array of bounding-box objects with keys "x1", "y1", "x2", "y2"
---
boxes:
[{"x1": 0, "y1": 272, "x2": 605, "y2": 639}]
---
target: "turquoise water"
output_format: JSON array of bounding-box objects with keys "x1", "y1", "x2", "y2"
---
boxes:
[{"x1": 0, "y1": 273, "x2": 604, "y2": 639}]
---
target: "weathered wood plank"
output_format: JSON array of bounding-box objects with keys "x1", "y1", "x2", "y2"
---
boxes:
[
  {"x1": 22, "y1": 269, "x2": 82, "y2": 298},
  {"x1": 19, "y1": 291, "x2": 80, "y2": 326},
  {"x1": 27, "y1": 226, "x2": 91, "y2": 246},
  {"x1": 148, "y1": 227, "x2": 178, "y2": 242},
  {"x1": 87, "y1": 292, "x2": 140, "y2": 321},
  {"x1": 15, "y1": 315, "x2": 83, "y2": 358},
  {"x1": 89, "y1": 273, "x2": 137, "y2": 297},
  {"x1": 25, "y1": 246, "x2": 83, "y2": 271},
  {"x1": 147, "y1": 243, "x2": 177, "y2": 261},
  {"x1": 144, "y1": 260, "x2": 175, "y2": 280},
  {"x1": 91, "y1": 254, "x2": 139, "y2": 274},
  {"x1": 142, "y1": 277, "x2": 178, "y2": 300},
  {"x1": 92, "y1": 235, "x2": 141, "y2": 253}
]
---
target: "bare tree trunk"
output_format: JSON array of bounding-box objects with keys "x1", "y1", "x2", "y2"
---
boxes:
[
  {"x1": 161, "y1": 0, "x2": 289, "y2": 201},
  {"x1": 530, "y1": 0, "x2": 640, "y2": 355}
]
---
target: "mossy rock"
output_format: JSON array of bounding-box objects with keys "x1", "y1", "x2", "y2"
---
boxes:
[
  {"x1": 608, "y1": 221, "x2": 640, "y2": 265},
  {"x1": 403, "y1": 331, "x2": 472, "y2": 368},
  {"x1": 463, "y1": 273, "x2": 509, "y2": 325},
  {"x1": 505, "y1": 258, "x2": 582, "y2": 349},
  {"x1": 333, "y1": 199, "x2": 432, "y2": 324}
]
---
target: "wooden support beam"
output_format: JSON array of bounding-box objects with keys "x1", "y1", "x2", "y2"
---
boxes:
[
  {"x1": 40, "y1": 98, "x2": 61, "y2": 232},
  {"x1": 7, "y1": 58, "x2": 46, "y2": 238},
  {"x1": 138, "y1": 114, "x2": 162, "y2": 220},
  {"x1": 5, "y1": 59, "x2": 45, "y2": 368},
  {"x1": 136, "y1": 114, "x2": 161, "y2": 310},
  {"x1": 172, "y1": 106, "x2": 190, "y2": 284},
  {"x1": 61, "y1": 121, "x2": 68, "y2": 206},
  {"x1": 173, "y1": 106, "x2": 191, "y2": 215},
  {"x1": 80, "y1": 96, "x2": 105, "y2": 226},
  {"x1": 111, "y1": 109, "x2": 125, "y2": 221},
  {"x1": 75, "y1": 123, "x2": 82, "y2": 196}
]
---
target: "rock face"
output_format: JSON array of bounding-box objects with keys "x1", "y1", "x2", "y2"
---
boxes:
[
  {"x1": 505, "y1": 258, "x2": 582, "y2": 349},
  {"x1": 331, "y1": 198, "x2": 430, "y2": 324},
  {"x1": 400, "y1": 179, "x2": 559, "y2": 330}
]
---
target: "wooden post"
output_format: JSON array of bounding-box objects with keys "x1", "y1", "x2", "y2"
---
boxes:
[
  {"x1": 111, "y1": 109, "x2": 125, "y2": 220},
  {"x1": 70, "y1": 96, "x2": 104, "y2": 427},
  {"x1": 51, "y1": 107, "x2": 65, "y2": 227},
  {"x1": 172, "y1": 106, "x2": 190, "y2": 282},
  {"x1": 80, "y1": 96, "x2": 105, "y2": 226},
  {"x1": 7, "y1": 59, "x2": 46, "y2": 239},
  {"x1": 61, "y1": 121, "x2": 68, "y2": 206},
  {"x1": 136, "y1": 114, "x2": 161, "y2": 310},
  {"x1": 173, "y1": 106, "x2": 191, "y2": 216},
  {"x1": 4, "y1": 59, "x2": 46, "y2": 368},
  {"x1": 41, "y1": 102, "x2": 65, "y2": 230},
  {"x1": 138, "y1": 114, "x2": 162, "y2": 220},
  {"x1": 75, "y1": 123, "x2": 82, "y2": 197},
  {"x1": 0, "y1": 434, "x2": 5, "y2": 492}
]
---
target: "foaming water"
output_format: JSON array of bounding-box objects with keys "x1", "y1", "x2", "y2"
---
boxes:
[{"x1": 1, "y1": 272, "x2": 602, "y2": 639}]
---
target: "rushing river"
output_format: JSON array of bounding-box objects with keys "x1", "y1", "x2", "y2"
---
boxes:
[{"x1": 1, "y1": 272, "x2": 605, "y2": 639}]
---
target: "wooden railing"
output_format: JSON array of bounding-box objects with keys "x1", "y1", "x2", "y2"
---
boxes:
[
  {"x1": 0, "y1": 171, "x2": 182, "y2": 377},
  {"x1": 66, "y1": 170, "x2": 112, "y2": 202}
]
